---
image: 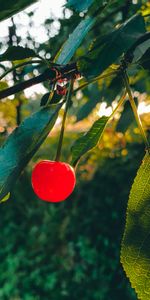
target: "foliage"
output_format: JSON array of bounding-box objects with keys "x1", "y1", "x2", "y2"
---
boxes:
[
  {"x1": 78, "y1": 14, "x2": 146, "y2": 78},
  {"x1": 121, "y1": 152, "x2": 150, "y2": 300}
]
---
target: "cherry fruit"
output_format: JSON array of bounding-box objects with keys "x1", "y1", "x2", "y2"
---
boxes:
[{"x1": 31, "y1": 160, "x2": 76, "y2": 202}]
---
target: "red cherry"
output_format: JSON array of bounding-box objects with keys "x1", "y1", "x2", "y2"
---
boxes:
[{"x1": 31, "y1": 160, "x2": 76, "y2": 202}]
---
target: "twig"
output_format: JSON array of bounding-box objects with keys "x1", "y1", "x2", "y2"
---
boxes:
[
  {"x1": 0, "y1": 63, "x2": 79, "y2": 100},
  {"x1": 0, "y1": 59, "x2": 43, "y2": 81}
]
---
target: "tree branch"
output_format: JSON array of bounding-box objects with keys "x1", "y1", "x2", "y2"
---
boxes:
[{"x1": 0, "y1": 63, "x2": 79, "y2": 100}]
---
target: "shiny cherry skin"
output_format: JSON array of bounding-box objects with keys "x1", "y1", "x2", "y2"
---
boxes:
[{"x1": 31, "y1": 160, "x2": 76, "y2": 202}]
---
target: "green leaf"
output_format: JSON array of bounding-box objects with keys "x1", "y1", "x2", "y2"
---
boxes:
[
  {"x1": 55, "y1": 16, "x2": 95, "y2": 64},
  {"x1": 0, "y1": 103, "x2": 62, "y2": 201},
  {"x1": 71, "y1": 116, "x2": 108, "y2": 166},
  {"x1": 76, "y1": 83, "x2": 103, "y2": 121},
  {"x1": 121, "y1": 153, "x2": 150, "y2": 300},
  {"x1": 66, "y1": 0, "x2": 94, "y2": 12},
  {"x1": 105, "y1": 75, "x2": 123, "y2": 104},
  {"x1": 0, "y1": 46, "x2": 37, "y2": 62},
  {"x1": 40, "y1": 92, "x2": 50, "y2": 106},
  {"x1": 76, "y1": 97, "x2": 100, "y2": 121},
  {"x1": 0, "y1": 0, "x2": 37, "y2": 21},
  {"x1": 78, "y1": 14, "x2": 146, "y2": 78},
  {"x1": 133, "y1": 39, "x2": 150, "y2": 62},
  {"x1": 0, "y1": 192, "x2": 10, "y2": 203},
  {"x1": 0, "y1": 0, "x2": 38, "y2": 22},
  {"x1": 50, "y1": 92, "x2": 62, "y2": 104},
  {"x1": 138, "y1": 48, "x2": 150, "y2": 71},
  {"x1": 116, "y1": 101, "x2": 133, "y2": 133},
  {"x1": 116, "y1": 98, "x2": 138, "y2": 133}
]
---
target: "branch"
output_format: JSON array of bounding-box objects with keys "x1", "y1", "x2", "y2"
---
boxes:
[{"x1": 0, "y1": 63, "x2": 79, "y2": 100}]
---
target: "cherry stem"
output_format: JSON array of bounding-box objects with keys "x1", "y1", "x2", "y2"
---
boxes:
[
  {"x1": 123, "y1": 71, "x2": 150, "y2": 154},
  {"x1": 55, "y1": 78, "x2": 74, "y2": 162}
]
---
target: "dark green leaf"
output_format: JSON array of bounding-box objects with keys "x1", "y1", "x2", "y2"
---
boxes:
[
  {"x1": 121, "y1": 153, "x2": 150, "y2": 300},
  {"x1": 66, "y1": 0, "x2": 94, "y2": 12},
  {"x1": 0, "y1": 103, "x2": 62, "y2": 200},
  {"x1": 71, "y1": 116, "x2": 108, "y2": 166},
  {"x1": 55, "y1": 16, "x2": 95, "y2": 64},
  {"x1": 125, "y1": 32, "x2": 150, "y2": 63},
  {"x1": 0, "y1": 46, "x2": 37, "y2": 62},
  {"x1": 133, "y1": 39, "x2": 150, "y2": 62},
  {"x1": 105, "y1": 75, "x2": 123, "y2": 104},
  {"x1": 116, "y1": 101, "x2": 133, "y2": 133},
  {"x1": 76, "y1": 83, "x2": 103, "y2": 121},
  {"x1": 77, "y1": 74, "x2": 123, "y2": 121},
  {"x1": 78, "y1": 14, "x2": 146, "y2": 78},
  {"x1": 50, "y1": 92, "x2": 62, "y2": 104},
  {"x1": 138, "y1": 48, "x2": 150, "y2": 71},
  {"x1": 116, "y1": 98, "x2": 138, "y2": 133},
  {"x1": 40, "y1": 92, "x2": 50, "y2": 106},
  {"x1": 76, "y1": 98, "x2": 100, "y2": 121},
  {"x1": 0, "y1": 0, "x2": 38, "y2": 22}
]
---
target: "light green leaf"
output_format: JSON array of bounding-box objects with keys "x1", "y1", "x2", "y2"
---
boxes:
[
  {"x1": 0, "y1": 103, "x2": 62, "y2": 201},
  {"x1": 0, "y1": 192, "x2": 10, "y2": 203},
  {"x1": 121, "y1": 153, "x2": 150, "y2": 300},
  {"x1": 55, "y1": 16, "x2": 94, "y2": 64},
  {"x1": 0, "y1": 46, "x2": 37, "y2": 62},
  {"x1": 0, "y1": 0, "x2": 38, "y2": 22},
  {"x1": 78, "y1": 14, "x2": 146, "y2": 78},
  {"x1": 71, "y1": 116, "x2": 108, "y2": 166}
]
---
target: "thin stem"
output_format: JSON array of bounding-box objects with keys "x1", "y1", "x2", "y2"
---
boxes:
[
  {"x1": 110, "y1": 90, "x2": 127, "y2": 118},
  {"x1": 74, "y1": 70, "x2": 117, "y2": 93},
  {"x1": 123, "y1": 71, "x2": 150, "y2": 152},
  {"x1": 55, "y1": 79, "x2": 74, "y2": 161},
  {"x1": 0, "y1": 59, "x2": 43, "y2": 81}
]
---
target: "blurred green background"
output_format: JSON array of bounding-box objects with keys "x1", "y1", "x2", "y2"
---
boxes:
[{"x1": 0, "y1": 0, "x2": 150, "y2": 299}]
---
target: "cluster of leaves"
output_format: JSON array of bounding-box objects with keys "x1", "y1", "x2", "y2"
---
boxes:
[
  {"x1": 0, "y1": 0, "x2": 150, "y2": 299},
  {"x1": 0, "y1": 0, "x2": 149, "y2": 201}
]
